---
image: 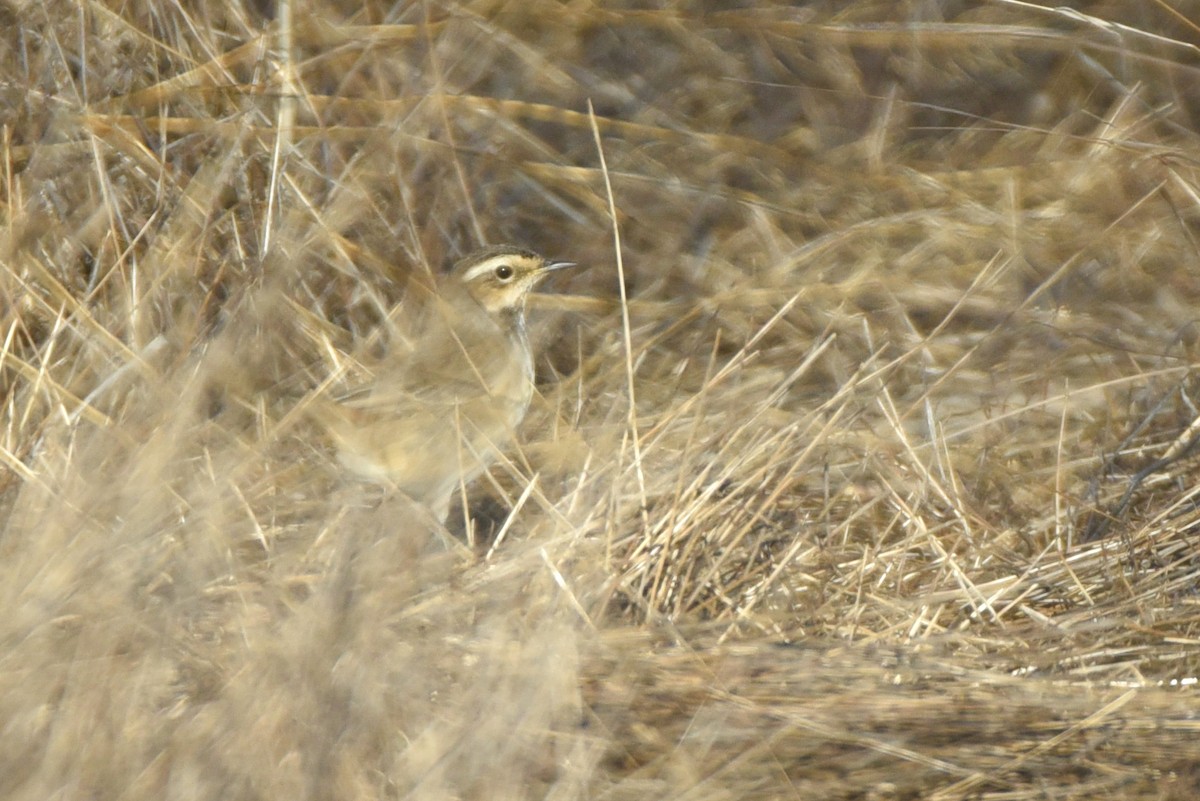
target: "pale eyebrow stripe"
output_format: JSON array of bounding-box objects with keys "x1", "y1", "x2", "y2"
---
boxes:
[{"x1": 460, "y1": 256, "x2": 511, "y2": 282}]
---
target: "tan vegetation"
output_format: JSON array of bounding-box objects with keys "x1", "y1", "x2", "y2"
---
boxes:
[{"x1": 2, "y1": 2, "x2": 1200, "y2": 799}]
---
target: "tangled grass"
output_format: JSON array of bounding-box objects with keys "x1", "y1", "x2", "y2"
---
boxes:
[{"x1": 2, "y1": 2, "x2": 1199, "y2": 799}]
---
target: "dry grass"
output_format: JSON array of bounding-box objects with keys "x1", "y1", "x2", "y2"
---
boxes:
[{"x1": 3, "y1": 1, "x2": 1200, "y2": 799}]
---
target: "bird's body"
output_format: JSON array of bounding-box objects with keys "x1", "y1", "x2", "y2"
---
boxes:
[{"x1": 311, "y1": 246, "x2": 574, "y2": 519}]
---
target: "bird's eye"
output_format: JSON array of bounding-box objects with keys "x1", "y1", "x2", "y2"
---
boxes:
[{"x1": 494, "y1": 264, "x2": 514, "y2": 281}]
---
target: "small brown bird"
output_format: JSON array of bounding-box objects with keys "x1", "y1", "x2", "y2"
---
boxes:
[{"x1": 311, "y1": 245, "x2": 577, "y2": 521}]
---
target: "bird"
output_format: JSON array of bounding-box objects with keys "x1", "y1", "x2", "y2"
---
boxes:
[{"x1": 309, "y1": 245, "x2": 578, "y2": 522}]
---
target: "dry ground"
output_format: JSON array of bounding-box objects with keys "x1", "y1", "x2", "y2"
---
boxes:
[{"x1": 2, "y1": 1, "x2": 1200, "y2": 799}]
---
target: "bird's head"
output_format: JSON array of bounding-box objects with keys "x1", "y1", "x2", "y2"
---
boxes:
[{"x1": 450, "y1": 245, "x2": 576, "y2": 316}]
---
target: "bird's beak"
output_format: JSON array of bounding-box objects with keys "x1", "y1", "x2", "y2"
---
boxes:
[{"x1": 542, "y1": 260, "x2": 578, "y2": 273}]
